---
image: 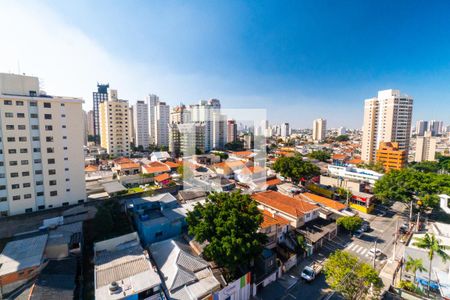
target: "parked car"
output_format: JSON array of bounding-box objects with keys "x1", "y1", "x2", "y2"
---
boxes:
[
  {"x1": 377, "y1": 210, "x2": 386, "y2": 217},
  {"x1": 361, "y1": 222, "x2": 370, "y2": 232},
  {"x1": 368, "y1": 248, "x2": 382, "y2": 258},
  {"x1": 301, "y1": 261, "x2": 323, "y2": 282},
  {"x1": 353, "y1": 229, "x2": 364, "y2": 238}
]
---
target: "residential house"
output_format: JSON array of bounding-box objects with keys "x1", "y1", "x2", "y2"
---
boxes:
[
  {"x1": 251, "y1": 191, "x2": 320, "y2": 228},
  {"x1": 299, "y1": 193, "x2": 347, "y2": 215},
  {"x1": 142, "y1": 161, "x2": 171, "y2": 177},
  {"x1": 113, "y1": 157, "x2": 141, "y2": 175},
  {"x1": 94, "y1": 232, "x2": 163, "y2": 300},
  {"x1": 259, "y1": 210, "x2": 290, "y2": 249},
  {"x1": 150, "y1": 151, "x2": 171, "y2": 162},
  {"x1": 213, "y1": 160, "x2": 245, "y2": 178},
  {"x1": 150, "y1": 238, "x2": 221, "y2": 300},
  {"x1": 234, "y1": 166, "x2": 266, "y2": 184}
]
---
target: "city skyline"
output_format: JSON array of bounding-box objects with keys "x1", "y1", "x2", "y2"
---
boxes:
[{"x1": 1, "y1": 1, "x2": 450, "y2": 129}]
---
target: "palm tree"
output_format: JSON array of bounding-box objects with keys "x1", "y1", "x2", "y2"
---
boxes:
[
  {"x1": 404, "y1": 256, "x2": 427, "y2": 284},
  {"x1": 413, "y1": 233, "x2": 450, "y2": 297}
]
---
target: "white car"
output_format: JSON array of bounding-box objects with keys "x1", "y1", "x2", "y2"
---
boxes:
[{"x1": 368, "y1": 248, "x2": 382, "y2": 257}]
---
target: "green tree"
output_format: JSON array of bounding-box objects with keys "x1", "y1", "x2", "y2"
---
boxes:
[
  {"x1": 413, "y1": 233, "x2": 450, "y2": 297},
  {"x1": 336, "y1": 216, "x2": 363, "y2": 233},
  {"x1": 177, "y1": 165, "x2": 193, "y2": 180},
  {"x1": 357, "y1": 162, "x2": 385, "y2": 173},
  {"x1": 324, "y1": 250, "x2": 383, "y2": 300},
  {"x1": 308, "y1": 150, "x2": 331, "y2": 162},
  {"x1": 405, "y1": 256, "x2": 427, "y2": 284},
  {"x1": 273, "y1": 155, "x2": 320, "y2": 183},
  {"x1": 296, "y1": 235, "x2": 308, "y2": 255},
  {"x1": 336, "y1": 135, "x2": 350, "y2": 142},
  {"x1": 186, "y1": 192, "x2": 267, "y2": 277},
  {"x1": 410, "y1": 161, "x2": 440, "y2": 173}
]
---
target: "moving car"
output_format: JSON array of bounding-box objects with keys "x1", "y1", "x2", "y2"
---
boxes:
[{"x1": 368, "y1": 248, "x2": 382, "y2": 258}]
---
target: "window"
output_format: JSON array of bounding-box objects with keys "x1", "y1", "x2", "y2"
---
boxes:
[
  {"x1": 9, "y1": 161, "x2": 17, "y2": 166},
  {"x1": 0, "y1": 185, "x2": 5, "y2": 190},
  {"x1": 62, "y1": 202, "x2": 69, "y2": 206},
  {"x1": 45, "y1": 125, "x2": 53, "y2": 131},
  {"x1": 34, "y1": 159, "x2": 42, "y2": 164},
  {"x1": 32, "y1": 136, "x2": 39, "y2": 141},
  {"x1": 48, "y1": 158, "x2": 55, "y2": 164},
  {"x1": 18, "y1": 125, "x2": 26, "y2": 130},
  {"x1": 4, "y1": 100, "x2": 12, "y2": 105},
  {"x1": 61, "y1": 114, "x2": 66, "y2": 118},
  {"x1": 30, "y1": 101, "x2": 37, "y2": 106},
  {"x1": 62, "y1": 125, "x2": 67, "y2": 128},
  {"x1": 6, "y1": 125, "x2": 14, "y2": 130},
  {"x1": 50, "y1": 191, "x2": 57, "y2": 196},
  {"x1": 0, "y1": 162, "x2": 3, "y2": 166},
  {"x1": 8, "y1": 149, "x2": 16, "y2": 154},
  {"x1": 65, "y1": 178, "x2": 70, "y2": 182},
  {"x1": 66, "y1": 189, "x2": 70, "y2": 192},
  {"x1": 63, "y1": 147, "x2": 67, "y2": 150},
  {"x1": 36, "y1": 181, "x2": 43, "y2": 186},
  {"x1": 30, "y1": 113, "x2": 38, "y2": 118},
  {"x1": 24, "y1": 194, "x2": 31, "y2": 199},
  {"x1": 16, "y1": 101, "x2": 24, "y2": 106},
  {"x1": 37, "y1": 192, "x2": 44, "y2": 196},
  {"x1": 61, "y1": 103, "x2": 65, "y2": 106},
  {"x1": 64, "y1": 168, "x2": 69, "y2": 171},
  {"x1": 64, "y1": 157, "x2": 68, "y2": 161},
  {"x1": 47, "y1": 148, "x2": 54, "y2": 153},
  {"x1": 20, "y1": 148, "x2": 27, "y2": 153},
  {"x1": 63, "y1": 136, "x2": 67, "y2": 139},
  {"x1": 7, "y1": 137, "x2": 15, "y2": 142},
  {"x1": 0, "y1": 174, "x2": 4, "y2": 178},
  {"x1": 0, "y1": 197, "x2": 6, "y2": 202},
  {"x1": 38, "y1": 205, "x2": 45, "y2": 210},
  {"x1": 46, "y1": 137, "x2": 53, "y2": 142},
  {"x1": 23, "y1": 183, "x2": 31, "y2": 188},
  {"x1": 17, "y1": 113, "x2": 25, "y2": 118},
  {"x1": 49, "y1": 169, "x2": 56, "y2": 175},
  {"x1": 44, "y1": 114, "x2": 52, "y2": 120},
  {"x1": 78, "y1": 199, "x2": 84, "y2": 204},
  {"x1": 11, "y1": 184, "x2": 19, "y2": 189},
  {"x1": 31, "y1": 125, "x2": 39, "y2": 130},
  {"x1": 25, "y1": 208, "x2": 32, "y2": 213},
  {"x1": 5, "y1": 112, "x2": 13, "y2": 117},
  {"x1": 19, "y1": 137, "x2": 27, "y2": 142},
  {"x1": 44, "y1": 102, "x2": 51, "y2": 108},
  {"x1": 11, "y1": 173, "x2": 19, "y2": 177},
  {"x1": 35, "y1": 170, "x2": 42, "y2": 175},
  {"x1": 49, "y1": 180, "x2": 56, "y2": 186},
  {"x1": 21, "y1": 160, "x2": 28, "y2": 165},
  {"x1": 33, "y1": 148, "x2": 40, "y2": 153},
  {"x1": 22, "y1": 171, "x2": 30, "y2": 176},
  {"x1": 13, "y1": 195, "x2": 20, "y2": 201}
]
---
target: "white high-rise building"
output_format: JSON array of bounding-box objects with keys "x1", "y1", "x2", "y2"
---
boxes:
[
  {"x1": 99, "y1": 89, "x2": 131, "y2": 157},
  {"x1": 337, "y1": 127, "x2": 346, "y2": 136},
  {"x1": 312, "y1": 118, "x2": 327, "y2": 142},
  {"x1": 361, "y1": 89, "x2": 413, "y2": 163},
  {"x1": 281, "y1": 123, "x2": 290, "y2": 137},
  {"x1": 133, "y1": 100, "x2": 149, "y2": 149},
  {"x1": 416, "y1": 120, "x2": 428, "y2": 136},
  {"x1": 429, "y1": 120, "x2": 444, "y2": 136},
  {"x1": 154, "y1": 101, "x2": 170, "y2": 147},
  {"x1": 415, "y1": 131, "x2": 436, "y2": 162},
  {"x1": 147, "y1": 94, "x2": 159, "y2": 145},
  {"x1": 0, "y1": 73, "x2": 86, "y2": 216}
]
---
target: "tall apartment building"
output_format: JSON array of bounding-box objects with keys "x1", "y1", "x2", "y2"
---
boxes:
[
  {"x1": 169, "y1": 122, "x2": 206, "y2": 157},
  {"x1": 170, "y1": 104, "x2": 191, "y2": 124},
  {"x1": 376, "y1": 142, "x2": 407, "y2": 171},
  {"x1": 212, "y1": 111, "x2": 227, "y2": 149},
  {"x1": 92, "y1": 83, "x2": 109, "y2": 145},
  {"x1": 416, "y1": 120, "x2": 428, "y2": 136},
  {"x1": 227, "y1": 120, "x2": 238, "y2": 143},
  {"x1": 99, "y1": 89, "x2": 131, "y2": 157},
  {"x1": 0, "y1": 73, "x2": 86, "y2": 216},
  {"x1": 429, "y1": 120, "x2": 444, "y2": 136},
  {"x1": 133, "y1": 100, "x2": 149, "y2": 149},
  {"x1": 154, "y1": 101, "x2": 170, "y2": 147},
  {"x1": 361, "y1": 89, "x2": 413, "y2": 163},
  {"x1": 281, "y1": 123, "x2": 290, "y2": 137},
  {"x1": 147, "y1": 94, "x2": 159, "y2": 145},
  {"x1": 87, "y1": 110, "x2": 95, "y2": 137},
  {"x1": 312, "y1": 118, "x2": 327, "y2": 142},
  {"x1": 337, "y1": 127, "x2": 346, "y2": 136},
  {"x1": 129, "y1": 106, "x2": 135, "y2": 145},
  {"x1": 415, "y1": 131, "x2": 437, "y2": 162}
]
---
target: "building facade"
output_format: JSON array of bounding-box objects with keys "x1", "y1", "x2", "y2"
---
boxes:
[
  {"x1": 99, "y1": 89, "x2": 131, "y2": 157},
  {"x1": 361, "y1": 89, "x2": 413, "y2": 163},
  {"x1": 147, "y1": 94, "x2": 159, "y2": 145},
  {"x1": 415, "y1": 131, "x2": 437, "y2": 162},
  {"x1": 0, "y1": 73, "x2": 86, "y2": 216},
  {"x1": 92, "y1": 83, "x2": 109, "y2": 145},
  {"x1": 313, "y1": 118, "x2": 326, "y2": 142},
  {"x1": 376, "y1": 142, "x2": 407, "y2": 171},
  {"x1": 281, "y1": 123, "x2": 290, "y2": 137},
  {"x1": 154, "y1": 101, "x2": 170, "y2": 147},
  {"x1": 416, "y1": 120, "x2": 428, "y2": 136},
  {"x1": 227, "y1": 120, "x2": 237, "y2": 143},
  {"x1": 133, "y1": 100, "x2": 149, "y2": 149}
]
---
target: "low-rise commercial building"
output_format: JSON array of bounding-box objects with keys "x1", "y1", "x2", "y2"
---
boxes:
[{"x1": 376, "y1": 142, "x2": 407, "y2": 171}]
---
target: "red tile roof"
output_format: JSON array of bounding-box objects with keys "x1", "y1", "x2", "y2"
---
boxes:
[
  {"x1": 240, "y1": 166, "x2": 266, "y2": 175},
  {"x1": 142, "y1": 161, "x2": 171, "y2": 174},
  {"x1": 165, "y1": 161, "x2": 181, "y2": 168},
  {"x1": 332, "y1": 154, "x2": 348, "y2": 160},
  {"x1": 154, "y1": 173, "x2": 171, "y2": 182},
  {"x1": 117, "y1": 162, "x2": 140, "y2": 169},
  {"x1": 252, "y1": 191, "x2": 319, "y2": 218},
  {"x1": 260, "y1": 209, "x2": 290, "y2": 228},
  {"x1": 84, "y1": 165, "x2": 98, "y2": 172},
  {"x1": 299, "y1": 193, "x2": 347, "y2": 211}
]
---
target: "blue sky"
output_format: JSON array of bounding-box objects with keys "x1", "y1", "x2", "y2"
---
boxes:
[{"x1": 1, "y1": 0, "x2": 450, "y2": 128}]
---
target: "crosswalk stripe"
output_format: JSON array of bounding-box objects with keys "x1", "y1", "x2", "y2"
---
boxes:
[
  {"x1": 361, "y1": 248, "x2": 368, "y2": 255},
  {"x1": 348, "y1": 243, "x2": 356, "y2": 250},
  {"x1": 356, "y1": 246, "x2": 364, "y2": 254}
]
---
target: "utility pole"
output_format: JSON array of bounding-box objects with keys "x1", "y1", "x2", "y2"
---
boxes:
[
  {"x1": 416, "y1": 211, "x2": 421, "y2": 232},
  {"x1": 409, "y1": 200, "x2": 413, "y2": 223}
]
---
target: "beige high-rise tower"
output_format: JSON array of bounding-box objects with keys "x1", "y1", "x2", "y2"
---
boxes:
[
  {"x1": 313, "y1": 118, "x2": 327, "y2": 142},
  {"x1": 99, "y1": 89, "x2": 131, "y2": 157},
  {"x1": 415, "y1": 131, "x2": 436, "y2": 162},
  {"x1": 361, "y1": 89, "x2": 413, "y2": 163}
]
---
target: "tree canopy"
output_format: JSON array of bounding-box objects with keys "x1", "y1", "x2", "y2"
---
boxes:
[
  {"x1": 336, "y1": 135, "x2": 350, "y2": 142},
  {"x1": 308, "y1": 150, "x2": 331, "y2": 162},
  {"x1": 373, "y1": 168, "x2": 450, "y2": 208},
  {"x1": 357, "y1": 162, "x2": 385, "y2": 174},
  {"x1": 186, "y1": 191, "x2": 267, "y2": 277},
  {"x1": 336, "y1": 216, "x2": 363, "y2": 232},
  {"x1": 273, "y1": 155, "x2": 320, "y2": 183},
  {"x1": 324, "y1": 250, "x2": 383, "y2": 300}
]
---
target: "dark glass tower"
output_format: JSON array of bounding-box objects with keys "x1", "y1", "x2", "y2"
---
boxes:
[{"x1": 92, "y1": 83, "x2": 109, "y2": 145}]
